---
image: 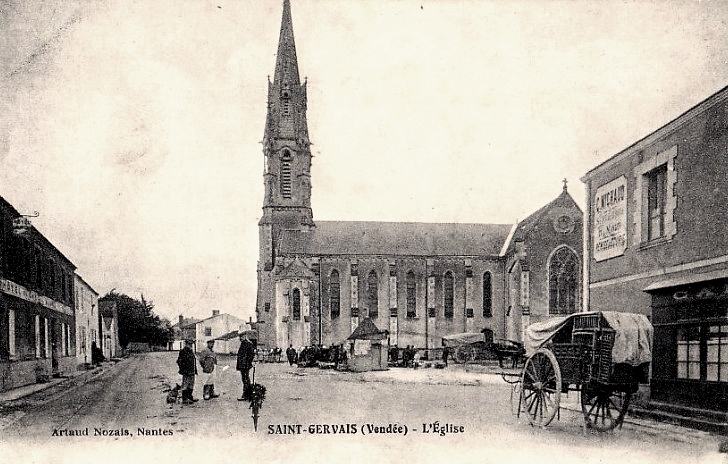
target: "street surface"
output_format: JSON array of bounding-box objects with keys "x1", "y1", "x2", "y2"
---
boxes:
[{"x1": 0, "y1": 352, "x2": 724, "y2": 464}]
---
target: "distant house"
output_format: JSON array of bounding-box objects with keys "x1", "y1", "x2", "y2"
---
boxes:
[
  {"x1": 73, "y1": 274, "x2": 98, "y2": 368},
  {"x1": 169, "y1": 315, "x2": 201, "y2": 351},
  {"x1": 98, "y1": 299, "x2": 121, "y2": 359},
  {"x1": 176, "y1": 311, "x2": 247, "y2": 353}
]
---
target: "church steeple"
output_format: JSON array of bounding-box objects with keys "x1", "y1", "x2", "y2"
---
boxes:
[
  {"x1": 274, "y1": 0, "x2": 300, "y2": 89},
  {"x1": 259, "y1": 0, "x2": 314, "y2": 269},
  {"x1": 263, "y1": 0, "x2": 310, "y2": 147}
]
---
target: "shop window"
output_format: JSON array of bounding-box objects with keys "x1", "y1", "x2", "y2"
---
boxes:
[
  {"x1": 367, "y1": 271, "x2": 378, "y2": 318},
  {"x1": 677, "y1": 326, "x2": 700, "y2": 380},
  {"x1": 35, "y1": 315, "x2": 41, "y2": 358},
  {"x1": 548, "y1": 247, "x2": 579, "y2": 315},
  {"x1": 292, "y1": 288, "x2": 301, "y2": 321},
  {"x1": 707, "y1": 325, "x2": 728, "y2": 382},
  {"x1": 330, "y1": 270, "x2": 340, "y2": 319},
  {"x1": 406, "y1": 271, "x2": 416, "y2": 318},
  {"x1": 8, "y1": 309, "x2": 16, "y2": 358},
  {"x1": 483, "y1": 272, "x2": 492, "y2": 317},
  {"x1": 444, "y1": 271, "x2": 454, "y2": 319}
]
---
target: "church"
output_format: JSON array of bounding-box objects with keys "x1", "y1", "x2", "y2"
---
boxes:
[{"x1": 254, "y1": 1, "x2": 583, "y2": 355}]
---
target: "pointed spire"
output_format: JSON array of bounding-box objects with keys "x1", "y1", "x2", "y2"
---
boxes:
[{"x1": 274, "y1": 0, "x2": 300, "y2": 88}]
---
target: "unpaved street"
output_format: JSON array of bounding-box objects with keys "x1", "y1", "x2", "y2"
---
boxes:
[{"x1": 0, "y1": 352, "x2": 724, "y2": 464}]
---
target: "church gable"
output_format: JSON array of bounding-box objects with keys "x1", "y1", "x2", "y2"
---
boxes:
[
  {"x1": 508, "y1": 187, "x2": 582, "y2": 252},
  {"x1": 274, "y1": 258, "x2": 315, "y2": 279}
]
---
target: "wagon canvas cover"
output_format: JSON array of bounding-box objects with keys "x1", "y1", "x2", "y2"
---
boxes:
[
  {"x1": 524, "y1": 312, "x2": 653, "y2": 366},
  {"x1": 441, "y1": 332, "x2": 484, "y2": 346}
]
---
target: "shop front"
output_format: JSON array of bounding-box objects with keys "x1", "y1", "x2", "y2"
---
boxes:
[{"x1": 648, "y1": 273, "x2": 728, "y2": 411}]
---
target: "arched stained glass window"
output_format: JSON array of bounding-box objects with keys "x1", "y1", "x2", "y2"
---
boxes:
[
  {"x1": 330, "y1": 270, "x2": 340, "y2": 319},
  {"x1": 549, "y1": 247, "x2": 579, "y2": 315},
  {"x1": 367, "y1": 270, "x2": 378, "y2": 318},
  {"x1": 444, "y1": 271, "x2": 454, "y2": 319}
]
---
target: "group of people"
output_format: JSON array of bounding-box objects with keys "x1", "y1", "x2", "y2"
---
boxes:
[
  {"x1": 285, "y1": 344, "x2": 347, "y2": 369},
  {"x1": 391, "y1": 345, "x2": 419, "y2": 368},
  {"x1": 175, "y1": 331, "x2": 256, "y2": 405}
]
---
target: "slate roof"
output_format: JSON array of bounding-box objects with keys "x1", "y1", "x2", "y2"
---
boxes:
[
  {"x1": 278, "y1": 221, "x2": 512, "y2": 257},
  {"x1": 347, "y1": 318, "x2": 387, "y2": 340}
]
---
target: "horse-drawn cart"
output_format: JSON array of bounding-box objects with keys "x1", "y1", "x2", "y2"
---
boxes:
[
  {"x1": 512, "y1": 311, "x2": 652, "y2": 431},
  {"x1": 442, "y1": 331, "x2": 525, "y2": 367}
]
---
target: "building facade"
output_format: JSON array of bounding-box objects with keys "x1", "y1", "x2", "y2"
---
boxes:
[
  {"x1": 180, "y1": 310, "x2": 247, "y2": 354},
  {"x1": 255, "y1": 1, "x2": 583, "y2": 354},
  {"x1": 74, "y1": 274, "x2": 99, "y2": 368},
  {"x1": 98, "y1": 299, "x2": 121, "y2": 360},
  {"x1": 582, "y1": 86, "x2": 728, "y2": 413},
  {"x1": 0, "y1": 195, "x2": 76, "y2": 391}
]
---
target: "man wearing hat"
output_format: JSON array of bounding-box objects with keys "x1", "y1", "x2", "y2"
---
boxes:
[
  {"x1": 176, "y1": 339, "x2": 198, "y2": 404},
  {"x1": 236, "y1": 331, "x2": 255, "y2": 401},
  {"x1": 199, "y1": 339, "x2": 220, "y2": 400}
]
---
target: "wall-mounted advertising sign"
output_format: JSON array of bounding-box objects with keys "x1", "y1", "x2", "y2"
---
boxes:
[{"x1": 594, "y1": 176, "x2": 627, "y2": 262}]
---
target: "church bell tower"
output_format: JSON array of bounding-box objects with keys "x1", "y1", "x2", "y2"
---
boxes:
[{"x1": 259, "y1": 0, "x2": 314, "y2": 273}]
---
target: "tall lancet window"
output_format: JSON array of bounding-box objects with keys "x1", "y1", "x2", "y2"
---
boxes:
[
  {"x1": 367, "y1": 270, "x2": 378, "y2": 318},
  {"x1": 292, "y1": 288, "x2": 301, "y2": 321},
  {"x1": 406, "y1": 271, "x2": 417, "y2": 318},
  {"x1": 280, "y1": 151, "x2": 292, "y2": 198},
  {"x1": 548, "y1": 247, "x2": 579, "y2": 315},
  {"x1": 482, "y1": 272, "x2": 492, "y2": 318},
  {"x1": 444, "y1": 271, "x2": 454, "y2": 319},
  {"x1": 330, "y1": 270, "x2": 340, "y2": 319}
]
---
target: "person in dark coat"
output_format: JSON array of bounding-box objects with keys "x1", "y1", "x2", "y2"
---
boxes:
[
  {"x1": 91, "y1": 341, "x2": 105, "y2": 366},
  {"x1": 176, "y1": 339, "x2": 198, "y2": 404},
  {"x1": 236, "y1": 332, "x2": 256, "y2": 401},
  {"x1": 286, "y1": 344, "x2": 297, "y2": 366},
  {"x1": 442, "y1": 345, "x2": 451, "y2": 367}
]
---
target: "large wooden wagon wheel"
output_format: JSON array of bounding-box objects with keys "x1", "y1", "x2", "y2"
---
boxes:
[
  {"x1": 580, "y1": 385, "x2": 631, "y2": 431},
  {"x1": 520, "y1": 348, "x2": 561, "y2": 427}
]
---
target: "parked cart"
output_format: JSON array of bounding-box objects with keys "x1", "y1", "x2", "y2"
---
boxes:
[{"x1": 512, "y1": 311, "x2": 652, "y2": 431}]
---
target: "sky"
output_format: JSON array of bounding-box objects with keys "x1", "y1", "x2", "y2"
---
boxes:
[{"x1": 1, "y1": 0, "x2": 727, "y2": 324}]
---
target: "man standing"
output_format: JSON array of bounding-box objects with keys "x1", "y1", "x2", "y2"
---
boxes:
[
  {"x1": 286, "y1": 344, "x2": 297, "y2": 366},
  {"x1": 199, "y1": 339, "x2": 220, "y2": 400},
  {"x1": 176, "y1": 339, "x2": 198, "y2": 404},
  {"x1": 236, "y1": 331, "x2": 255, "y2": 401}
]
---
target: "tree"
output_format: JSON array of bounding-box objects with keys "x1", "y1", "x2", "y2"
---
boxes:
[{"x1": 100, "y1": 290, "x2": 174, "y2": 348}]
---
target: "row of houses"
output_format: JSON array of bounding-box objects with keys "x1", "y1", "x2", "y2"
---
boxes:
[{"x1": 0, "y1": 195, "x2": 120, "y2": 392}]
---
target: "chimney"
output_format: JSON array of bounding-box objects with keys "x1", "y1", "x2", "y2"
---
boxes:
[
  {"x1": 212, "y1": 310, "x2": 220, "y2": 317},
  {"x1": 179, "y1": 315, "x2": 184, "y2": 325}
]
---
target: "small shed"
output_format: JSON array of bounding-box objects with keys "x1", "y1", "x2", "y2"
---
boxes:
[{"x1": 346, "y1": 318, "x2": 389, "y2": 372}]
